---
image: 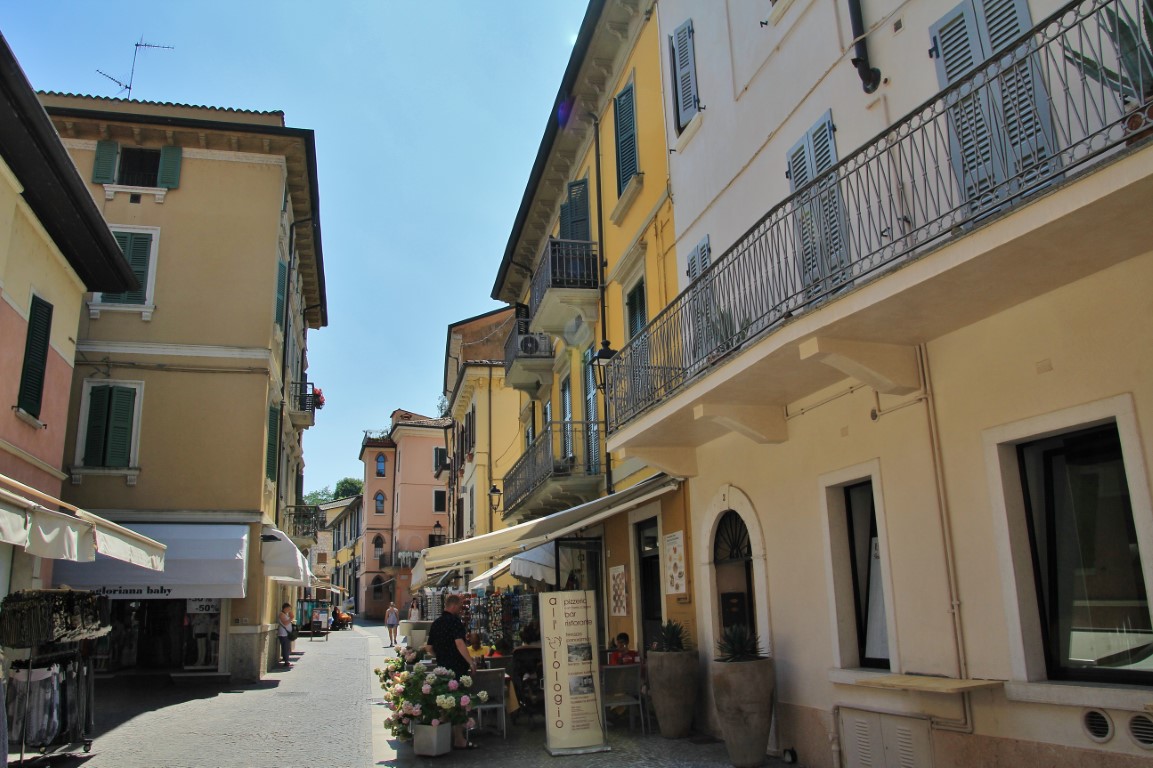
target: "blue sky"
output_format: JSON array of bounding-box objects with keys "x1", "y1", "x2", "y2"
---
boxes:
[{"x1": 2, "y1": 1, "x2": 589, "y2": 493}]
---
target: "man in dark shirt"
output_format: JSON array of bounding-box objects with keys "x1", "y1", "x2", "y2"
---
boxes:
[{"x1": 426, "y1": 593, "x2": 476, "y2": 749}]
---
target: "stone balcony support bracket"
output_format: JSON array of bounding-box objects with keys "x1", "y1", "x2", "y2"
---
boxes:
[
  {"x1": 614, "y1": 446, "x2": 697, "y2": 477},
  {"x1": 692, "y1": 403, "x2": 788, "y2": 445},
  {"x1": 798, "y1": 337, "x2": 920, "y2": 395}
]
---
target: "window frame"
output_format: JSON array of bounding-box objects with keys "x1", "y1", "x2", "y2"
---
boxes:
[
  {"x1": 376, "y1": 453, "x2": 387, "y2": 477},
  {"x1": 91, "y1": 226, "x2": 160, "y2": 320},
  {"x1": 73, "y1": 379, "x2": 145, "y2": 473},
  {"x1": 374, "y1": 491, "x2": 386, "y2": 514},
  {"x1": 433, "y1": 489, "x2": 447, "y2": 514}
]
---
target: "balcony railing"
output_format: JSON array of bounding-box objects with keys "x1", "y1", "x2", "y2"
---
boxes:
[
  {"x1": 503, "y1": 420, "x2": 603, "y2": 514},
  {"x1": 289, "y1": 381, "x2": 316, "y2": 413},
  {"x1": 283, "y1": 505, "x2": 322, "y2": 539},
  {"x1": 528, "y1": 238, "x2": 600, "y2": 319},
  {"x1": 504, "y1": 319, "x2": 555, "y2": 371},
  {"x1": 606, "y1": 0, "x2": 1152, "y2": 432}
]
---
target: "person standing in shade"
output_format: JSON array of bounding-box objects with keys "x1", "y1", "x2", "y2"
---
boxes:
[
  {"x1": 408, "y1": 596, "x2": 421, "y2": 621},
  {"x1": 384, "y1": 602, "x2": 400, "y2": 647},
  {"x1": 277, "y1": 603, "x2": 294, "y2": 669},
  {"x1": 427, "y1": 594, "x2": 477, "y2": 749}
]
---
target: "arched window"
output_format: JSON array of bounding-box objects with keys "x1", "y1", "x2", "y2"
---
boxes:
[
  {"x1": 713, "y1": 510, "x2": 756, "y2": 631},
  {"x1": 376, "y1": 453, "x2": 387, "y2": 477},
  {"x1": 375, "y1": 491, "x2": 385, "y2": 514},
  {"x1": 372, "y1": 575, "x2": 384, "y2": 600},
  {"x1": 373, "y1": 535, "x2": 384, "y2": 559}
]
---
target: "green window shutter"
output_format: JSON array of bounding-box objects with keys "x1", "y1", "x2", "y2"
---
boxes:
[
  {"x1": 626, "y1": 281, "x2": 647, "y2": 339},
  {"x1": 567, "y1": 179, "x2": 590, "y2": 242},
  {"x1": 104, "y1": 387, "x2": 136, "y2": 468},
  {"x1": 559, "y1": 201, "x2": 572, "y2": 240},
  {"x1": 17, "y1": 296, "x2": 53, "y2": 419},
  {"x1": 83, "y1": 385, "x2": 112, "y2": 466},
  {"x1": 104, "y1": 232, "x2": 151, "y2": 304},
  {"x1": 614, "y1": 84, "x2": 638, "y2": 196},
  {"x1": 671, "y1": 19, "x2": 699, "y2": 131},
  {"x1": 275, "y1": 261, "x2": 288, "y2": 327},
  {"x1": 92, "y1": 140, "x2": 119, "y2": 184},
  {"x1": 266, "y1": 406, "x2": 280, "y2": 480},
  {"x1": 157, "y1": 145, "x2": 182, "y2": 189}
]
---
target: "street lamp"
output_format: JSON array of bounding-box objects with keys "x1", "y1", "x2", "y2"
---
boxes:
[
  {"x1": 591, "y1": 339, "x2": 618, "y2": 391},
  {"x1": 488, "y1": 484, "x2": 503, "y2": 513}
]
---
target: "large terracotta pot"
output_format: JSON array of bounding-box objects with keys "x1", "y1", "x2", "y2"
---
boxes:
[
  {"x1": 711, "y1": 658, "x2": 775, "y2": 768},
  {"x1": 646, "y1": 651, "x2": 699, "y2": 738}
]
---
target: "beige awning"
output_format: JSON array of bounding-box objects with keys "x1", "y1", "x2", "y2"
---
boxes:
[
  {"x1": 468, "y1": 558, "x2": 512, "y2": 590},
  {"x1": 262, "y1": 526, "x2": 313, "y2": 586},
  {"x1": 0, "y1": 475, "x2": 165, "y2": 569},
  {"x1": 411, "y1": 474, "x2": 678, "y2": 588}
]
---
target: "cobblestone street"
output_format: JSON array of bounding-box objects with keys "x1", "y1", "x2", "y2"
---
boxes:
[{"x1": 5, "y1": 619, "x2": 785, "y2": 767}]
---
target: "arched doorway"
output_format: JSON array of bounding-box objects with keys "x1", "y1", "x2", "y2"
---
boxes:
[{"x1": 713, "y1": 509, "x2": 755, "y2": 630}]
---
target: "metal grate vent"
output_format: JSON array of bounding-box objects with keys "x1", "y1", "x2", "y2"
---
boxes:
[
  {"x1": 1083, "y1": 709, "x2": 1112, "y2": 742},
  {"x1": 1130, "y1": 714, "x2": 1153, "y2": 748}
]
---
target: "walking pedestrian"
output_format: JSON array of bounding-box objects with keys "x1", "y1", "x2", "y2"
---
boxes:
[
  {"x1": 384, "y1": 602, "x2": 400, "y2": 646},
  {"x1": 277, "y1": 603, "x2": 294, "y2": 669}
]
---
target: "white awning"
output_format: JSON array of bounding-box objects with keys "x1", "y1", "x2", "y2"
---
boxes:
[
  {"x1": 54, "y1": 523, "x2": 248, "y2": 599},
  {"x1": 468, "y1": 558, "x2": 512, "y2": 590},
  {"x1": 412, "y1": 474, "x2": 678, "y2": 588},
  {"x1": 509, "y1": 543, "x2": 557, "y2": 585},
  {"x1": 312, "y1": 581, "x2": 347, "y2": 595},
  {"x1": 0, "y1": 476, "x2": 165, "y2": 569},
  {"x1": 261, "y1": 526, "x2": 312, "y2": 586}
]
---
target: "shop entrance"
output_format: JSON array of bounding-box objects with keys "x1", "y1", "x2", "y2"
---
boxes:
[
  {"x1": 94, "y1": 598, "x2": 221, "y2": 673},
  {"x1": 636, "y1": 518, "x2": 662, "y2": 651}
]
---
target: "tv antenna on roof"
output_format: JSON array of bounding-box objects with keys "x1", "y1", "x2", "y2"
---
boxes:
[{"x1": 96, "y1": 36, "x2": 173, "y2": 99}]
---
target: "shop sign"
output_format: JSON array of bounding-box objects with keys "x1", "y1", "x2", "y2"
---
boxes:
[
  {"x1": 540, "y1": 590, "x2": 609, "y2": 756},
  {"x1": 187, "y1": 598, "x2": 221, "y2": 614}
]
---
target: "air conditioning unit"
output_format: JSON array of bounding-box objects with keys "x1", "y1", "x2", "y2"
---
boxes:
[{"x1": 518, "y1": 333, "x2": 551, "y2": 357}]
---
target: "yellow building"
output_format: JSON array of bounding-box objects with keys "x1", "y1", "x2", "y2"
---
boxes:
[
  {"x1": 41, "y1": 93, "x2": 326, "y2": 682},
  {"x1": 600, "y1": 0, "x2": 1153, "y2": 764}
]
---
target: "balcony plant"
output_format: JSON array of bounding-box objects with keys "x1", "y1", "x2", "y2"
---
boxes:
[
  {"x1": 711, "y1": 623, "x2": 775, "y2": 768},
  {"x1": 1064, "y1": 0, "x2": 1153, "y2": 140},
  {"x1": 646, "y1": 619, "x2": 698, "y2": 739},
  {"x1": 377, "y1": 662, "x2": 487, "y2": 756},
  {"x1": 313, "y1": 387, "x2": 325, "y2": 410}
]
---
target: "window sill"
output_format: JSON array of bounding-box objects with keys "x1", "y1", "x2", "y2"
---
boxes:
[
  {"x1": 12, "y1": 407, "x2": 47, "y2": 430},
  {"x1": 674, "y1": 112, "x2": 703, "y2": 154},
  {"x1": 89, "y1": 302, "x2": 155, "y2": 321},
  {"x1": 69, "y1": 466, "x2": 140, "y2": 486},
  {"x1": 829, "y1": 668, "x2": 895, "y2": 686},
  {"x1": 103, "y1": 184, "x2": 167, "y2": 203},
  {"x1": 1004, "y1": 680, "x2": 1153, "y2": 711},
  {"x1": 609, "y1": 173, "x2": 644, "y2": 226}
]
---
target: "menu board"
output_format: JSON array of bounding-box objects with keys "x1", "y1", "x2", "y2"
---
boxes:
[
  {"x1": 609, "y1": 565, "x2": 627, "y2": 616},
  {"x1": 540, "y1": 590, "x2": 610, "y2": 755},
  {"x1": 664, "y1": 530, "x2": 686, "y2": 594}
]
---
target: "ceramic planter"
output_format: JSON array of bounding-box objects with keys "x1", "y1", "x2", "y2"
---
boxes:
[
  {"x1": 412, "y1": 722, "x2": 452, "y2": 756},
  {"x1": 711, "y1": 657, "x2": 775, "y2": 768},
  {"x1": 646, "y1": 651, "x2": 699, "y2": 738}
]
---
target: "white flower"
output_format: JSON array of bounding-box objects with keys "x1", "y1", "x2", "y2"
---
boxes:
[
  {"x1": 477, "y1": 690, "x2": 489, "y2": 703},
  {"x1": 460, "y1": 675, "x2": 473, "y2": 687}
]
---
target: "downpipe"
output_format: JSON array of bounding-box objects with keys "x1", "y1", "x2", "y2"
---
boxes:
[{"x1": 847, "y1": 0, "x2": 882, "y2": 93}]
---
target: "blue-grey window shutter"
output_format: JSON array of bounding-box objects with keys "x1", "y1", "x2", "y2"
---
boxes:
[
  {"x1": 275, "y1": 261, "x2": 288, "y2": 327},
  {"x1": 92, "y1": 140, "x2": 119, "y2": 184},
  {"x1": 157, "y1": 145, "x2": 182, "y2": 189},
  {"x1": 83, "y1": 386, "x2": 111, "y2": 466},
  {"x1": 17, "y1": 296, "x2": 53, "y2": 419},
  {"x1": 567, "y1": 179, "x2": 590, "y2": 242},
  {"x1": 671, "y1": 20, "x2": 699, "y2": 131},
  {"x1": 559, "y1": 201, "x2": 572, "y2": 240},
  {"x1": 582, "y1": 347, "x2": 600, "y2": 473},
  {"x1": 614, "y1": 84, "x2": 638, "y2": 196},
  {"x1": 788, "y1": 112, "x2": 846, "y2": 293}
]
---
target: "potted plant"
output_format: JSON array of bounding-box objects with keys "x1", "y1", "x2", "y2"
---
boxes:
[
  {"x1": 377, "y1": 663, "x2": 487, "y2": 756},
  {"x1": 646, "y1": 620, "x2": 698, "y2": 739},
  {"x1": 1064, "y1": 0, "x2": 1153, "y2": 143},
  {"x1": 711, "y1": 624, "x2": 775, "y2": 768}
]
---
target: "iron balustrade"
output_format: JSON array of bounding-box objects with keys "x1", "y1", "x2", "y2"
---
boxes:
[
  {"x1": 289, "y1": 381, "x2": 316, "y2": 413},
  {"x1": 503, "y1": 318, "x2": 555, "y2": 371},
  {"x1": 503, "y1": 420, "x2": 603, "y2": 514},
  {"x1": 528, "y1": 238, "x2": 600, "y2": 319},
  {"x1": 606, "y1": 0, "x2": 1153, "y2": 432},
  {"x1": 283, "y1": 505, "x2": 322, "y2": 539}
]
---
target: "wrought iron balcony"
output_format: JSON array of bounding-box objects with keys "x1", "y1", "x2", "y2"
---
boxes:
[
  {"x1": 528, "y1": 238, "x2": 600, "y2": 334},
  {"x1": 503, "y1": 420, "x2": 604, "y2": 520},
  {"x1": 283, "y1": 504, "x2": 322, "y2": 541},
  {"x1": 288, "y1": 381, "x2": 316, "y2": 429},
  {"x1": 504, "y1": 318, "x2": 555, "y2": 393},
  {"x1": 606, "y1": 0, "x2": 1153, "y2": 432}
]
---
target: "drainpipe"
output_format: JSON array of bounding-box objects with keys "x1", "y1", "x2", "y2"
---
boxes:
[
  {"x1": 487, "y1": 365, "x2": 495, "y2": 536},
  {"x1": 587, "y1": 111, "x2": 614, "y2": 494},
  {"x1": 847, "y1": 0, "x2": 882, "y2": 93}
]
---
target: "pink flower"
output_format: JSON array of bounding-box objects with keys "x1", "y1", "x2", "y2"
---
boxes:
[
  {"x1": 421, "y1": 684, "x2": 431, "y2": 694},
  {"x1": 460, "y1": 695, "x2": 471, "y2": 707},
  {"x1": 447, "y1": 679, "x2": 459, "y2": 691},
  {"x1": 430, "y1": 719, "x2": 440, "y2": 727}
]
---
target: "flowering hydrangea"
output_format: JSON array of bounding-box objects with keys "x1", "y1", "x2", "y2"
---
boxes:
[{"x1": 378, "y1": 661, "x2": 478, "y2": 740}]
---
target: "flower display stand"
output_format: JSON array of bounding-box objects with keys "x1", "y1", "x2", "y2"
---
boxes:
[{"x1": 412, "y1": 722, "x2": 452, "y2": 756}]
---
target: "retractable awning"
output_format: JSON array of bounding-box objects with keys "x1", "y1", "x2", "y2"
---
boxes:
[
  {"x1": 54, "y1": 523, "x2": 248, "y2": 598},
  {"x1": 312, "y1": 581, "x2": 347, "y2": 595},
  {"x1": 0, "y1": 474, "x2": 165, "y2": 570},
  {"x1": 262, "y1": 526, "x2": 313, "y2": 587},
  {"x1": 468, "y1": 558, "x2": 512, "y2": 590},
  {"x1": 411, "y1": 474, "x2": 678, "y2": 589}
]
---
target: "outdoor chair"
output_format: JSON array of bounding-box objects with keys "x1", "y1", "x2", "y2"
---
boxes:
[
  {"x1": 469, "y1": 669, "x2": 507, "y2": 739},
  {"x1": 484, "y1": 657, "x2": 510, "y2": 672},
  {"x1": 600, "y1": 663, "x2": 647, "y2": 734}
]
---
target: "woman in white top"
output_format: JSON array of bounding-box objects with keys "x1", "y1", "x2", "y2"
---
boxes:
[{"x1": 408, "y1": 596, "x2": 421, "y2": 622}]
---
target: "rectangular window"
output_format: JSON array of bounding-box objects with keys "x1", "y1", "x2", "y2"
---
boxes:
[
  {"x1": 265, "y1": 406, "x2": 280, "y2": 481},
  {"x1": 844, "y1": 481, "x2": 890, "y2": 669},
  {"x1": 788, "y1": 111, "x2": 848, "y2": 299},
  {"x1": 274, "y1": 260, "x2": 288, "y2": 328},
  {"x1": 558, "y1": 179, "x2": 590, "y2": 242},
  {"x1": 92, "y1": 141, "x2": 182, "y2": 189},
  {"x1": 433, "y1": 447, "x2": 448, "y2": 472},
  {"x1": 17, "y1": 295, "x2": 53, "y2": 420},
  {"x1": 626, "y1": 280, "x2": 647, "y2": 340},
  {"x1": 101, "y1": 231, "x2": 155, "y2": 306},
  {"x1": 670, "y1": 19, "x2": 700, "y2": 132},
  {"x1": 561, "y1": 376, "x2": 573, "y2": 459},
  {"x1": 434, "y1": 489, "x2": 447, "y2": 513},
  {"x1": 614, "y1": 83, "x2": 638, "y2": 195},
  {"x1": 1017, "y1": 423, "x2": 1151, "y2": 685},
  {"x1": 81, "y1": 383, "x2": 138, "y2": 468}
]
